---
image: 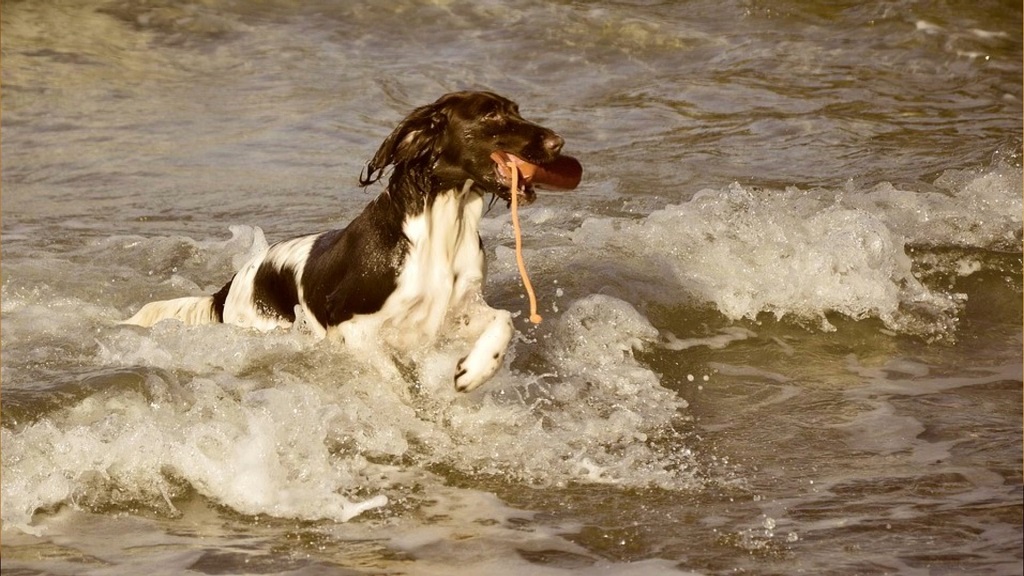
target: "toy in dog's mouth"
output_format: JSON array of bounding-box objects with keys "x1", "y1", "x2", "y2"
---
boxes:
[{"x1": 490, "y1": 151, "x2": 583, "y2": 204}]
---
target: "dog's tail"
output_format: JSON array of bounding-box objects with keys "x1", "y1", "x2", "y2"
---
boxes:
[{"x1": 122, "y1": 296, "x2": 220, "y2": 327}]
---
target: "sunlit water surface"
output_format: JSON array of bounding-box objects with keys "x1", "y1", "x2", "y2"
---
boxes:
[{"x1": 2, "y1": 1, "x2": 1021, "y2": 574}]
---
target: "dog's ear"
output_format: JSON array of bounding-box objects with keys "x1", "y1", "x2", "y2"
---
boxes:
[{"x1": 359, "y1": 98, "x2": 450, "y2": 187}]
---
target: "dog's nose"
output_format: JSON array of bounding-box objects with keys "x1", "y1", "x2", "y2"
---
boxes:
[{"x1": 543, "y1": 133, "x2": 564, "y2": 155}]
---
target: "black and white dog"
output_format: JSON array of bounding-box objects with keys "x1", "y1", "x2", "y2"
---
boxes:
[{"x1": 124, "y1": 91, "x2": 582, "y2": 391}]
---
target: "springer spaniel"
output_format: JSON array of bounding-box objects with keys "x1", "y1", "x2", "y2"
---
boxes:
[{"x1": 124, "y1": 91, "x2": 582, "y2": 391}]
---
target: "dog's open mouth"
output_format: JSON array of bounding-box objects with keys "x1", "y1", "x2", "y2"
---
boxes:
[{"x1": 490, "y1": 151, "x2": 583, "y2": 204}]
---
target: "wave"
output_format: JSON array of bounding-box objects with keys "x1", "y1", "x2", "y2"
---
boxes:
[
  {"x1": 1, "y1": 287, "x2": 698, "y2": 531},
  {"x1": 559, "y1": 154, "x2": 1021, "y2": 339}
]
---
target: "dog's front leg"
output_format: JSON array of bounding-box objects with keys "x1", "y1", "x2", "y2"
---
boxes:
[{"x1": 454, "y1": 306, "x2": 513, "y2": 392}]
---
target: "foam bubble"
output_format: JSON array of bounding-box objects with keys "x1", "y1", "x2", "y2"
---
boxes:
[{"x1": 662, "y1": 327, "x2": 757, "y2": 350}]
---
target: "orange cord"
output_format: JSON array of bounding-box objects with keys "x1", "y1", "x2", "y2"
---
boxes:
[{"x1": 508, "y1": 162, "x2": 542, "y2": 324}]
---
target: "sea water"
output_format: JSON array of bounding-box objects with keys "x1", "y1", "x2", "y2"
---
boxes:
[{"x1": 2, "y1": 1, "x2": 1021, "y2": 574}]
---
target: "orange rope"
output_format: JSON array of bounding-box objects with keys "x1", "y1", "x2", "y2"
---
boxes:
[{"x1": 508, "y1": 162, "x2": 542, "y2": 324}]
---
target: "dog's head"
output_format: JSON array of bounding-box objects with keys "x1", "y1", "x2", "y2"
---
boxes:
[{"x1": 360, "y1": 91, "x2": 581, "y2": 205}]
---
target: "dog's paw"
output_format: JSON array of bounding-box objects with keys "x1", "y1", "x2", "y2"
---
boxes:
[
  {"x1": 453, "y1": 312, "x2": 513, "y2": 392},
  {"x1": 454, "y1": 349, "x2": 505, "y2": 392}
]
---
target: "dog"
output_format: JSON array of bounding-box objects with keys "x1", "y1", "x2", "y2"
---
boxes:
[{"x1": 124, "y1": 91, "x2": 582, "y2": 391}]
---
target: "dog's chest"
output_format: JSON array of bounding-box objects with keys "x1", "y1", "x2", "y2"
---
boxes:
[{"x1": 373, "y1": 188, "x2": 487, "y2": 346}]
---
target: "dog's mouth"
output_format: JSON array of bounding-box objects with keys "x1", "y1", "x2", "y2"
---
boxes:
[{"x1": 490, "y1": 151, "x2": 583, "y2": 205}]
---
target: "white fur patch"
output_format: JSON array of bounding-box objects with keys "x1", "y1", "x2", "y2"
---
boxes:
[
  {"x1": 329, "y1": 184, "x2": 514, "y2": 388},
  {"x1": 221, "y1": 234, "x2": 319, "y2": 334}
]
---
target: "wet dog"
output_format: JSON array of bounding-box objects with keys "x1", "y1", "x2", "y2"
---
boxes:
[{"x1": 124, "y1": 91, "x2": 581, "y2": 391}]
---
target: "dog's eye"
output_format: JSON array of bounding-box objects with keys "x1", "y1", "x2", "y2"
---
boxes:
[{"x1": 483, "y1": 110, "x2": 502, "y2": 122}]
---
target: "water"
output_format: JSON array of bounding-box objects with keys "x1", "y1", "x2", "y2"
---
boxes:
[{"x1": 2, "y1": 0, "x2": 1021, "y2": 574}]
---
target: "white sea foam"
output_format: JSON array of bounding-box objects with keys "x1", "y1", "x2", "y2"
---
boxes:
[
  {"x1": 662, "y1": 326, "x2": 758, "y2": 350},
  {"x1": 564, "y1": 160, "x2": 1021, "y2": 337},
  {"x1": 846, "y1": 163, "x2": 1023, "y2": 251},
  {"x1": 2, "y1": 272, "x2": 696, "y2": 532}
]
